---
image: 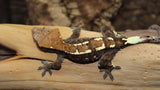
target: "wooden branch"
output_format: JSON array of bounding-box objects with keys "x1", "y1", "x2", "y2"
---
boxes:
[{"x1": 0, "y1": 24, "x2": 160, "y2": 89}]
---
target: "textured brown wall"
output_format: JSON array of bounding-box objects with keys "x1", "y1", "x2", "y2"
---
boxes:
[{"x1": 0, "y1": 0, "x2": 160, "y2": 31}]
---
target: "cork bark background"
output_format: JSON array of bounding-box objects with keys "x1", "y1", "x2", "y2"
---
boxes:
[{"x1": 0, "y1": 0, "x2": 160, "y2": 31}]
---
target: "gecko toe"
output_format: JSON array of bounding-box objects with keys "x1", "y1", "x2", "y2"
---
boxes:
[
  {"x1": 102, "y1": 69, "x2": 114, "y2": 81},
  {"x1": 109, "y1": 73, "x2": 114, "y2": 81},
  {"x1": 42, "y1": 70, "x2": 47, "y2": 77},
  {"x1": 100, "y1": 65, "x2": 120, "y2": 81},
  {"x1": 41, "y1": 69, "x2": 53, "y2": 77},
  {"x1": 103, "y1": 73, "x2": 108, "y2": 80},
  {"x1": 114, "y1": 66, "x2": 121, "y2": 70},
  {"x1": 48, "y1": 70, "x2": 53, "y2": 76},
  {"x1": 37, "y1": 66, "x2": 43, "y2": 70},
  {"x1": 41, "y1": 70, "x2": 53, "y2": 77}
]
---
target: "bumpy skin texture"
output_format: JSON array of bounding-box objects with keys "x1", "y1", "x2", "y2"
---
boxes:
[{"x1": 33, "y1": 24, "x2": 160, "y2": 81}]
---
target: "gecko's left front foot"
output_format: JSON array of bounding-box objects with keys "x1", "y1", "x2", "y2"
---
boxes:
[
  {"x1": 99, "y1": 66, "x2": 121, "y2": 81},
  {"x1": 38, "y1": 60, "x2": 53, "y2": 77},
  {"x1": 38, "y1": 60, "x2": 62, "y2": 77},
  {"x1": 38, "y1": 54, "x2": 64, "y2": 77}
]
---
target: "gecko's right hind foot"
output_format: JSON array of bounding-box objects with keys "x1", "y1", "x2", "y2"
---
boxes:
[
  {"x1": 148, "y1": 24, "x2": 160, "y2": 31},
  {"x1": 99, "y1": 66, "x2": 121, "y2": 81},
  {"x1": 38, "y1": 60, "x2": 53, "y2": 77}
]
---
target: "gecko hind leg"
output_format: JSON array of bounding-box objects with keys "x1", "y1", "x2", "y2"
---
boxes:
[
  {"x1": 100, "y1": 24, "x2": 123, "y2": 38},
  {"x1": 70, "y1": 27, "x2": 81, "y2": 38},
  {"x1": 38, "y1": 54, "x2": 64, "y2": 77},
  {"x1": 64, "y1": 27, "x2": 81, "y2": 42},
  {"x1": 98, "y1": 49, "x2": 121, "y2": 81},
  {"x1": 148, "y1": 24, "x2": 160, "y2": 36}
]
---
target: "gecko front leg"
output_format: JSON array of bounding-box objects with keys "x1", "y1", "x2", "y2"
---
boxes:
[
  {"x1": 37, "y1": 27, "x2": 81, "y2": 77},
  {"x1": 100, "y1": 24, "x2": 123, "y2": 38},
  {"x1": 98, "y1": 49, "x2": 121, "y2": 81},
  {"x1": 38, "y1": 54, "x2": 64, "y2": 77}
]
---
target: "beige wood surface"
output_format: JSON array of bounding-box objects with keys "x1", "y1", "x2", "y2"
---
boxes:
[{"x1": 0, "y1": 24, "x2": 160, "y2": 89}]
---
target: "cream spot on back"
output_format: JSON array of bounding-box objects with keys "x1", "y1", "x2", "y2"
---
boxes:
[
  {"x1": 95, "y1": 42, "x2": 105, "y2": 51},
  {"x1": 107, "y1": 37, "x2": 114, "y2": 40},
  {"x1": 73, "y1": 41, "x2": 89, "y2": 46},
  {"x1": 109, "y1": 44, "x2": 115, "y2": 48},
  {"x1": 73, "y1": 43, "x2": 82, "y2": 46},
  {"x1": 69, "y1": 49, "x2": 92, "y2": 55},
  {"x1": 92, "y1": 37, "x2": 106, "y2": 51},
  {"x1": 94, "y1": 38, "x2": 103, "y2": 41},
  {"x1": 82, "y1": 41, "x2": 89, "y2": 44}
]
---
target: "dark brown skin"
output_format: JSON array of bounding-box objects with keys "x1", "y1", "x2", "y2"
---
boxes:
[{"x1": 33, "y1": 24, "x2": 160, "y2": 81}]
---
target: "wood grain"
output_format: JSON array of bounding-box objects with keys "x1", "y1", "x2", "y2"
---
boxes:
[{"x1": 0, "y1": 24, "x2": 160, "y2": 89}]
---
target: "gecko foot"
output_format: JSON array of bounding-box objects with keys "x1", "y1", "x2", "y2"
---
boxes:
[
  {"x1": 38, "y1": 60, "x2": 62, "y2": 77},
  {"x1": 100, "y1": 66, "x2": 121, "y2": 81},
  {"x1": 38, "y1": 60, "x2": 53, "y2": 77},
  {"x1": 148, "y1": 24, "x2": 160, "y2": 36}
]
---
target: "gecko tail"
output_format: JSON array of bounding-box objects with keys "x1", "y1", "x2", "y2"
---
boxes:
[
  {"x1": 124, "y1": 36, "x2": 160, "y2": 45},
  {"x1": 123, "y1": 24, "x2": 160, "y2": 45}
]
